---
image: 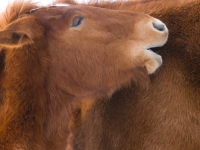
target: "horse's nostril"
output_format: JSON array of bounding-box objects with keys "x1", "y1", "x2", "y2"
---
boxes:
[{"x1": 152, "y1": 22, "x2": 165, "y2": 32}]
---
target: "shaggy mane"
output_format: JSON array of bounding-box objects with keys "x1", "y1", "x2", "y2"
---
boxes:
[
  {"x1": 56, "y1": 0, "x2": 197, "y2": 15},
  {"x1": 0, "y1": 1, "x2": 39, "y2": 30}
]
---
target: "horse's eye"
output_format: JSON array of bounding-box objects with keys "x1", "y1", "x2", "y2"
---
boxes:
[{"x1": 71, "y1": 16, "x2": 84, "y2": 27}]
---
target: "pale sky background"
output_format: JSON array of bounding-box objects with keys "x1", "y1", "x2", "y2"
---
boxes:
[{"x1": 0, "y1": 0, "x2": 90, "y2": 13}]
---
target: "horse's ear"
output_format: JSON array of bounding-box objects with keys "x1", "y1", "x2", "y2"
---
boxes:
[
  {"x1": 0, "y1": 16, "x2": 44, "y2": 48},
  {"x1": 0, "y1": 30, "x2": 32, "y2": 48}
]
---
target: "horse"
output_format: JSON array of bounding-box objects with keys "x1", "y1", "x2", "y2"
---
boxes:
[
  {"x1": 0, "y1": 0, "x2": 168, "y2": 150},
  {"x1": 67, "y1": 0, "x2": 200, "y2": 150}
]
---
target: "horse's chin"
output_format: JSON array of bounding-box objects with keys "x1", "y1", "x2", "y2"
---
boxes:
[{"x1": 143, "y1": 48, "x2": 162, "y2": 74}]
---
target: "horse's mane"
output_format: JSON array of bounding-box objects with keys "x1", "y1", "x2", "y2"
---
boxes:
[
  {"x1": 56, "y1": 0, "x2": 197, "y2": 15},
  {"x1": 0, "y1": 1, "x2": 38, "y2": 30}
]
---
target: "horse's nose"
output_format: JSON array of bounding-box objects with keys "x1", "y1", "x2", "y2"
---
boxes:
[
  {"x1": 151, "y1": 18, "x2": 168, "y2": 32},
  {"x1": 153, "y1": 22, "x2": 166, "y2": 31}
]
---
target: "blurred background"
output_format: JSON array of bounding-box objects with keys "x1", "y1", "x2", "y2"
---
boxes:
[{"x1": 0, "y1": 0, "x2": 92, "y2": 13}]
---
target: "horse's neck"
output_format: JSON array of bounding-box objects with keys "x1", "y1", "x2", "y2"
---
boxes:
[{"x1": 0, "y1": 48, "x2": 73, "y2": 150}]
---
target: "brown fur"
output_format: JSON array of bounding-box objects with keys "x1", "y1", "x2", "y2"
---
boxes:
[
  {"x1": 0, "y1": 1, "x2": 168, "y2": 150},
  {"x1": 68, "y1": 0, "x2": 200, "y2": 150}
]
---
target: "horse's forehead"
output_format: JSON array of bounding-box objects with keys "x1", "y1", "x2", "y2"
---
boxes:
[{"x1": 27, "y1": 3, "x2": 71, "y2": 14}]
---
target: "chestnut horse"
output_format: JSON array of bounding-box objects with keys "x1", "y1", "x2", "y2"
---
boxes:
[
  {"x1": 67, "y1": 0, "x2": 200, "y2": 150},
  {"x1": 0, "y1": 0, "x2": 168, "y2": 150}
]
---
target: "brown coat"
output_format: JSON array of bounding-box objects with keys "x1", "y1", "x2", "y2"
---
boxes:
[
  {"x1": 0, "y1": 0, "x2": 168, "y2": 150},
  {"x1": 70, "y1": 0, "x2": 200, "y2": 150}
]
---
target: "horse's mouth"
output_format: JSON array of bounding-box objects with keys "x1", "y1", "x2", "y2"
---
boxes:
[
  {"x1": 146, "y1": 48, "x2": 153, "y2": 51},
  {"x1": 143, "y1": 46, "x2": 163, "y2": 74},
  {"x1": 148, "y1": 47, "x2": 162, "y2": 53},
  {"x1": 145, "y1": 46, "x2": 162, "y2": 54},
  {"x1": 144, "y1": 44, "x2": 163, "y2": 58},
  {"x1": 145, "y1": 48, "x2": 156, "y2": 55}
]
